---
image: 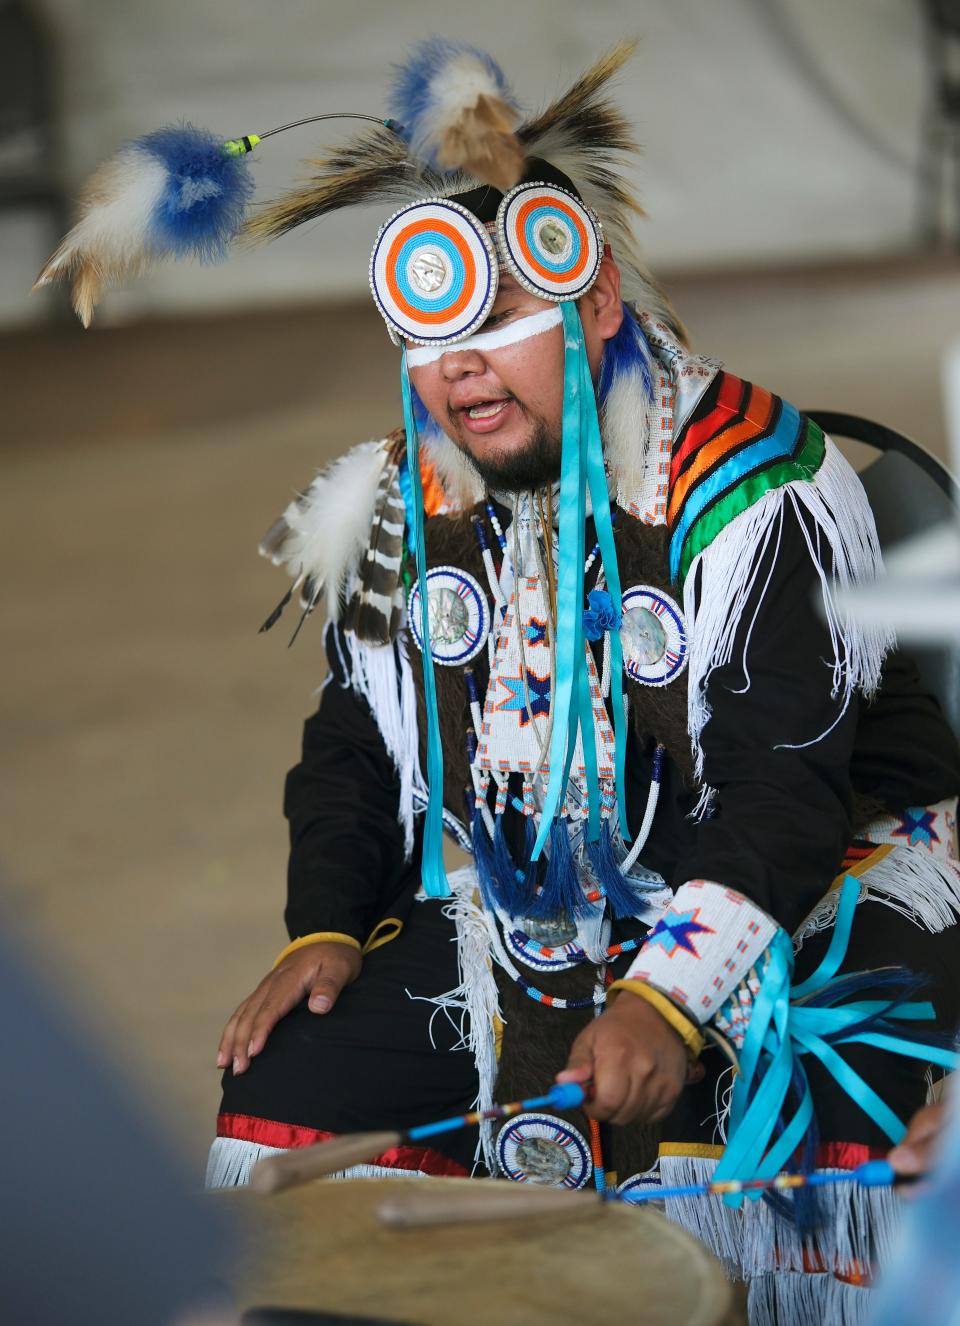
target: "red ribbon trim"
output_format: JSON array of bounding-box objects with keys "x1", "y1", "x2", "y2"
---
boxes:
[{"x1": 216, "y1": 1112, "x2": 469, "y2": 1177}]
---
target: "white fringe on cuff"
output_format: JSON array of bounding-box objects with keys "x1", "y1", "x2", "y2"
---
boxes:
[{"x1": 794, "y1": 845, "x2": 960, "y2": 952}]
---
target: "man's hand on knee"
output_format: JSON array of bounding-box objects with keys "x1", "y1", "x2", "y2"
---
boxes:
[
  {"x1": 555, "y1": 992, "x2": 701, "y2": 1125},
  {"x1": 216, "y1": 942, "x2": 362, "y2": 1076}
]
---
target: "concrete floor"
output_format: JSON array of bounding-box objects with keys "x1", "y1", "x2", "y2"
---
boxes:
[{"x1": 2, "y1": 256, "x2": 959, "y2": 1174}]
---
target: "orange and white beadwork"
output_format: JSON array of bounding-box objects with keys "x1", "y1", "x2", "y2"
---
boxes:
[
  {"x1": 496, "y1": 182, "x2": 603, "y2": 301},
  {"x1": 370, "y1": 198, "x2": 498, "y2": 345}
]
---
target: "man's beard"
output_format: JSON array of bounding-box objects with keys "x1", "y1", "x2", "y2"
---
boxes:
[{"x1": 454, "y1": 411, "x2": 562, "y2": 492}]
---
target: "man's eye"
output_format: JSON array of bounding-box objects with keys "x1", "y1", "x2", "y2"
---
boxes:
[{"x1": 485, "y1": 308, "x2": 515, "y2": 330}]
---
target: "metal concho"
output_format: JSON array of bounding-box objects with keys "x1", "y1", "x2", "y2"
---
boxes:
[
  {"x1": 497, "y1": 182, "x2": 603, "y2": 301},
  {"x1": 496, "y1": 1112, "x2": 591, "y2": 1189},
  {"x1": 407, "y1": 566, "x2": 491, "y2": 666},
  {"x1": 620, "y1": 585, "x2": 688, "y2": 687},
  {"x1": 369, "y1": 199, "x2": 498, "y2": 345}
]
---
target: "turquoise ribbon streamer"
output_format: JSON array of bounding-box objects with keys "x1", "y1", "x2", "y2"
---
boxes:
[
  {"x1": 578, "y1": 322, "x2": 631, "y2": 843},
  {"x1": 533, "y1": 303, "x2": 631, "y2": 854},
  {"x1": 533, "y1": 304, "x2": 589, "y2": 855},
  {"x1": 714, "y1": 875, "x2": 960, "y2": 1206},
  {"x1": 400, "y1": 352, "x2": 449, "y2": 898}
]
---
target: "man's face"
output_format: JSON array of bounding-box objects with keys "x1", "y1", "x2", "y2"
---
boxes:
[{"x1": 407, "y1": 272, "x2": 567, "y2": 492}]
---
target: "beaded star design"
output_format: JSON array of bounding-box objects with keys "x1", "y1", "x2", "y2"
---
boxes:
[
  {"x1": 644, "y1": 907, "x2": 715, "y2": 959},
  {"x1": 523, "y1": 617, "x2": 548, "y2": 647},
  {"x1": 495, "y1": 670, "x2": 552, "y2": 726},
  {"x1": 891, "y1": 807, "x2": 940, "y2": 852}
]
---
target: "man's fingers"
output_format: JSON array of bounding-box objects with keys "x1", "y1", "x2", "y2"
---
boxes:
[
  {"x1": 247, "y1": 976, "x2": 313, "y2": 1057},
  {"x1": 586, "y1": 1048, "x2": 635, "y2": 1122},
  {"x1": 889, "y1": 1102, "x2": 948, "y2": 1175},
  {"x1": 217, "y1": 1001, "x2": 251, "y2": 1069},
  {"x1": 309, "y1": 973, "x2": 348, "y2": 1014}
]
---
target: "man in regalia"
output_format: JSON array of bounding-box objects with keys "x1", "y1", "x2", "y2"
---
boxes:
[{"x1": 38, "y1": 39, "x2": 960, "y2": 1326}]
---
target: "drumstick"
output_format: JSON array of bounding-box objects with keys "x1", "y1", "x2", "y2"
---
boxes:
[
  {"x1": 377, "y1": 1158, "x2": 905, "y2": 1228},
  {"x1": 628, "y1": 1157, "x2": 901, "y2": 1204},
  {"x1": 249, "y1": 1081, "x2": 588, "y2": 1195}
]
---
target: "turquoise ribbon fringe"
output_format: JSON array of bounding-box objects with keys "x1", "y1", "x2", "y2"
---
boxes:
[
  {"x1": 713, "y1": 874, "x2": 959, "y2": 1206},
  {"x1": 400, "y1": 351, "x2": 449, "y2": 898},
  {"x1": 533, "y1": 302, "x2": 631, "y2": 857}
]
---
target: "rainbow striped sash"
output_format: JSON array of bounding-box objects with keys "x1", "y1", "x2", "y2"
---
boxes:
[{"x1": 667, "y1": 372, "x2": 826, "y2": 583}]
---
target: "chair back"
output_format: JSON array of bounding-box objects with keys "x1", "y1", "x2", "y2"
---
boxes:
[{"x1": 807, "y1": 410, "x2": 960, "y2": 740}]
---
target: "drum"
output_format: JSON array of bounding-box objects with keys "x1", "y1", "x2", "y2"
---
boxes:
[{"x1": 216, "y1": 1177, "x2": 738, "y2": 1326}]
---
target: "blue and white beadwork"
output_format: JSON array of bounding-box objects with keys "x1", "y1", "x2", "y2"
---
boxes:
[
  {"x1": 408, "y1": 566, "x2": 491, "y2": 666},
  {"x1": 370, "y1": 198, "x2": 498, "y2": 345},
  {"x1": 496, "y1": 1112, "x2": 591, "y2": 1189},
  {"x1": 617, "y1": 1169, "x2": 663, "y2": 1203},
  {"x1": 505, "y1": 925, "x2": 588, "y2": 973},
  {"x1": 620, "y1": 585, "x2": 688, "y2": 687}
]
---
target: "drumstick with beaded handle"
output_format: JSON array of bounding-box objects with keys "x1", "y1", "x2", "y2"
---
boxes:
[
  {"x1": 249, "y1": 1081, "x2": 588, "y2": 1195},
  {"x1": 378, "y1": 1158, "x2": 907, "y2": 1229}
]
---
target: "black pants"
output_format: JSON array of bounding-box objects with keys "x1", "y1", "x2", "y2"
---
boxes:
[{"x1": 218, "y1": 898, "x2": 480, "y2": 1170}]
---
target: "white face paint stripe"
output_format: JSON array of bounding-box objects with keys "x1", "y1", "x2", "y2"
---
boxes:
[{"x1": 404, "y1": 307, "x2": 564, "y2": 367}]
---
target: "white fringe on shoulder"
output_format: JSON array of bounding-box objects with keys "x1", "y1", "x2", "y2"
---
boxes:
[
  {"x1": 345, "y1": 630, "x2": 427, "y2": 860},
  {"x1": 683, "y1": 438, "x2": 895, "y2": 788},
  {"x1": 203, "y1": 1137, "x2": 432, "y2": 1189},
  {"x1": 793, "y1": 845, "x2": 960, "y2": 951},
  {"x1": 411, "y1": 866, "x2": 501, "y2": 1173}
]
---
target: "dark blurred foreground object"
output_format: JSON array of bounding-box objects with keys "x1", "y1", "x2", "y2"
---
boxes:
[
  {"x1": 0, "y1": 919, "x2": 234, "y2": 1325},
  {"x1": 872, "y1": 1093, "x2": 960, "y2": 1324}
]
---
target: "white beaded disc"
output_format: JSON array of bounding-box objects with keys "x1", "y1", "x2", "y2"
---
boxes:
[
  {"x1": 620, "y1": 584, "x2": 688, "y2": 687},
  {"x1": 496, "y1": 182, "x2": 603, "y2": 301},
  {"x1": 496, "y1": 1112, "x2": 591, "y2": 1189},
  {"x1": 407, "y1": 566, "x2": 491, "y2": 667},
  {"x1": 370, "y1": 199, "x2": 498, "y2": 345}
]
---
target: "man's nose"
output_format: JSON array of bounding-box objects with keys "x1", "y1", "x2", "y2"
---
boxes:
[{"x1": 438, "y1": 346, "x2": 486, "y2": 380}]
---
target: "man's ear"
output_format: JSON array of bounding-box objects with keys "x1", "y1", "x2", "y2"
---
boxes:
[{"x1": 582, "y1": 248, "x2": 623, "y2": 342}]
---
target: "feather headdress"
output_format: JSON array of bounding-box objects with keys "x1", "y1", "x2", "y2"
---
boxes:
[{"x1": 243, "y1": 39, "x2": 682, "y2": 340}]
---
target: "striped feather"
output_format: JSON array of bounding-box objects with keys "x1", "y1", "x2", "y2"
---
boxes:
[{"x1": 344, "y1": 432, "x2": 408, "y2": 644}]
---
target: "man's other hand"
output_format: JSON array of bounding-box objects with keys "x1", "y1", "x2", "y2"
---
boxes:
[
  {"x1": 216, "y1": 942, "x2": 362, "y2": 1075},
  {"x1": 556, "y1": 991, "x2": 701, "y2": 1125},
  {"x1": 888, "y1": 1099, "x2": 948, "y2": 1179}
]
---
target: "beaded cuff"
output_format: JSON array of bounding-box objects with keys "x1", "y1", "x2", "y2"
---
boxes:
[{"x1": 622, "y1": 880, "x2": 777, "y2": 1026}]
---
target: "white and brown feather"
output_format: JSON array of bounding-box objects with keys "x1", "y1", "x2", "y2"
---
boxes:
[
  {"x1": 258, "y1": 438, "x2": 394, "y2": 628},
  {"x1": 343, "y1": 432, "x2": 408, "y2": 644}
]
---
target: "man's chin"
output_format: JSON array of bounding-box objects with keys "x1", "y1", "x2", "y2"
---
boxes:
[{"x1": 455, "y1": 427, "x2": 561, "y2": 493}]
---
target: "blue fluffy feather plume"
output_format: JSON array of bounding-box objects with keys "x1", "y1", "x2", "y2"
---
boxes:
[
  {"x1": 139, "y1": 123, "x2": 254, "y2": 260},
  {"x1": 388, "y1": 39, "x2": 523, "y2": 189},
  {"x1": 35, "y1": 121, "x2": 254, "y2": 325}
]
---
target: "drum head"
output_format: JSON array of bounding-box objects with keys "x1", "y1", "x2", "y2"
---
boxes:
[{"x1": 217, "y1": 1178, "x2": 734, "y2": 1326}]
